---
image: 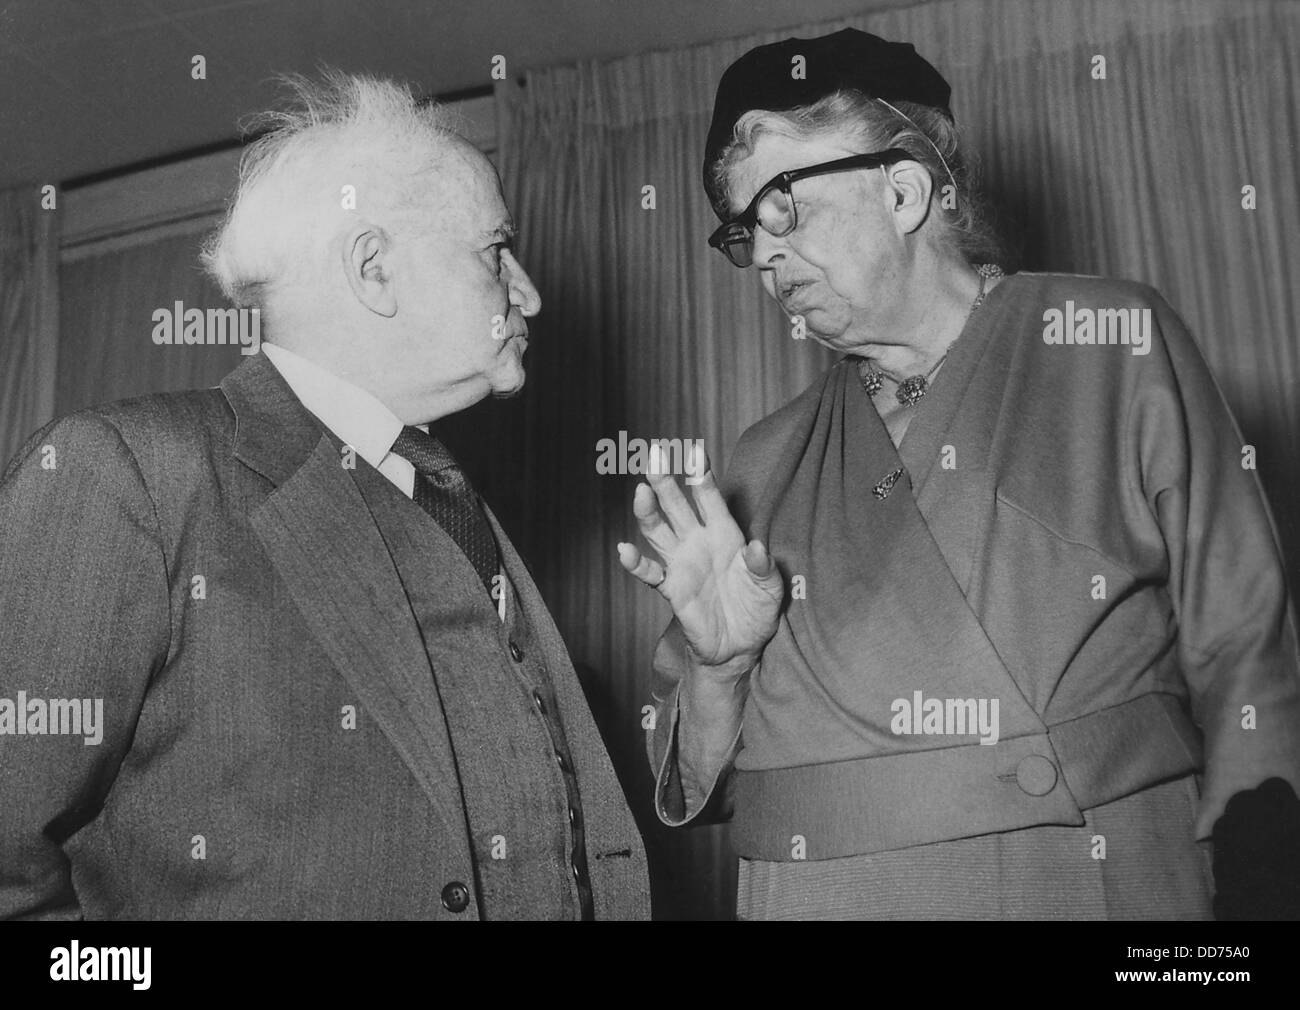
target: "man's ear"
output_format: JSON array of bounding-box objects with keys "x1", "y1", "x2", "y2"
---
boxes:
[
  {"x1": 343, "y1": 225, "x2": 398, "y2": 318},
  {"x1": 880, "y1": 161, "x2": 933, "y2": 236}
]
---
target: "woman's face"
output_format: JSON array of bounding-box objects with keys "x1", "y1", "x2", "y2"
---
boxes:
[{"x1": 725, "y1": 129, "x2": 913, "y2": 353}]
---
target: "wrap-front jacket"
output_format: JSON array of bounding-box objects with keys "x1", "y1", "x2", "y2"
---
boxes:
[{"x1": 648, "y1": 271, "x2": 1300, "y2": 863}]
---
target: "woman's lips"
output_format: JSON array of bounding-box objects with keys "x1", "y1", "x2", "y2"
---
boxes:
[{"x1": 780, "y1": 280, "x2": 813, "y2": 309}]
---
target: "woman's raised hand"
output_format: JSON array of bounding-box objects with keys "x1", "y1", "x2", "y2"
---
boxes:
[{"x1": 617, "y1": 443, "x2": 783, "y2": 668}]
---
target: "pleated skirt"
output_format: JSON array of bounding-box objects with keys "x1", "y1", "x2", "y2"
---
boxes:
[{"x1": 736, "y1": 773, "x2": 1213, "y2": 920}]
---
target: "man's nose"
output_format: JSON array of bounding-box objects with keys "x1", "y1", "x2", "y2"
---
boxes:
[
  {"x1": 750, "y1": 226, "x2": 789, "y2": 269},
  {"x1": 504, "y1": 251, "x2": 541, "y2": 317}
]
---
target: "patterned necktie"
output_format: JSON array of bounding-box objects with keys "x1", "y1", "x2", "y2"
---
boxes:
[{"x1": 389, "y1": 426, "x2": 500, "y2": 593}]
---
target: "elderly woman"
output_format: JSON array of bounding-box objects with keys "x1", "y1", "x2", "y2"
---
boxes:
[{"x1": 617, "y1": 28, "x2": 1300, "y2": 920}]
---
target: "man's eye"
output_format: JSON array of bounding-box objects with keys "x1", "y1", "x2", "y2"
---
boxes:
[{"x1": 500, "y1": 243, "x2": 520, "y2": 276}]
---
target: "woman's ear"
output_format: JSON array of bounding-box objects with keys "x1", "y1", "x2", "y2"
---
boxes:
[{"x1": 882, "y1": 160, "x2": 933, "y2": 236}]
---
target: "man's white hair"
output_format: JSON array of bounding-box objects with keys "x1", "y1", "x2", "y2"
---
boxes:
[{"x1": 202, "y1": 69, "x2": 463, "y2": 307}]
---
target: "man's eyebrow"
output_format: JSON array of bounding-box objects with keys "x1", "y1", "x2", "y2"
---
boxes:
[{"x1": 481, "y1": 221, "x2": 518, "y2": 243}]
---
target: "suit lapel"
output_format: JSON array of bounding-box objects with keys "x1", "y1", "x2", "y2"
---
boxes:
[
  {"x1": 482, "y1": 506, "x2": 561, "y2": 664},
  {"x1": 223, "y1": 354, "x2": 469, "y2": 841}
]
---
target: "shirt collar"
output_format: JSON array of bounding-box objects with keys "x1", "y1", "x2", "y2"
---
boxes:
[{"x1": 260, "y1": 342, "x2": 413, "y2": 469}]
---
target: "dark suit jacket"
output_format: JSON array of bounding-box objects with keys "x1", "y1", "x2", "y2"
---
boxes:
[{"x1": 0, "y1": 353, "x2": 648, "y2": 920}]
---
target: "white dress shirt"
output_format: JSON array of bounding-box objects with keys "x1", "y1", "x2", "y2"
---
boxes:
[{"x1": 261, "y1": 342, "x2": 418, "y2": 498}]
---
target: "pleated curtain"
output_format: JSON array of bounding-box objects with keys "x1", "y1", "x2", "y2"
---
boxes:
[
  {"x1": 0, "y1": 185, "x2": 58, "y2": 468},
  {"x1": 56, "y1": 227, "x2": 240, "y2": 416}
]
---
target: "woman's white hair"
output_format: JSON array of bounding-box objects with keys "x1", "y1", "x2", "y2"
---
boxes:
[
  {"x1": 202, "y1": 69, "x2": 462, "y2": 307},
  {"x1": 709, "y1": 90, "x2": 1006, "y2": 268}
]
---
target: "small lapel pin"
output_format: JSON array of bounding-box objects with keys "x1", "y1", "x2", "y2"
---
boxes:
[{"x1": 873, "y1": 467, "x2": 905, "y2": 500}]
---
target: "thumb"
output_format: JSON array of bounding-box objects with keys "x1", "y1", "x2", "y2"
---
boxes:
[{"x1": 741, "y1": 539, "x2": 776, "y2": 579}]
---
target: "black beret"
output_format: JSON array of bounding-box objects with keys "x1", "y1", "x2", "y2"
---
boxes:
[{"x1": 703, "y1": 28, "x2": 952, "y2": 216}]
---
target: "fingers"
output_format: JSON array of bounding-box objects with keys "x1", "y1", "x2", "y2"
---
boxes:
[
  {"x1": 684, "y1": 445, "x2": 732, "y2": 527},
  {"x1": 633, "y1": 482, "x2": 679, "y2": 556},
  {"x1": 741, "y1": 539, "x2": 784, "y2": 605},
  {"x1": 617, "y1": 541, "x2": 665, "y2": 588},
  {"x1": 742, "y1": 539, "x2": 776, "y2": 579},
  {"x1": 645, "y1": 444, "x2": 699, "y2": 533}
]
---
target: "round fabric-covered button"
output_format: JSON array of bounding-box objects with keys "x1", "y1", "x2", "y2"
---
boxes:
[{"x1": 1015, "y1": 754, "x2": 1058, "y2": 796}]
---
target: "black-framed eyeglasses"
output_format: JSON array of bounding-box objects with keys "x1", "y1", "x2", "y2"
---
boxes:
[{"x1": 708, "y1": 148, "x2": 914, "y2": 268}]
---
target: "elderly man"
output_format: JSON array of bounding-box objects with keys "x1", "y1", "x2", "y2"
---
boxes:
[
  {"x1": 620, "y1": 29, "x2": 1300, "y2": 919},
  {"x1": 0, "y1": 72, "x2": 647, "y2": 920}
]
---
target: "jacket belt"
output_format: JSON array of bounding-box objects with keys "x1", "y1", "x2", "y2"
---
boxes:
[{"x1": 730, "y1": 692, "x2": 1202, "y2": 861}]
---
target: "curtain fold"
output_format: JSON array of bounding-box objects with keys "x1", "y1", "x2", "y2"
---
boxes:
[
  {"x1": 490, "y1": 0, "x2": 1300, "y2": 919},
  {"x1": 0, "y1": 185, "x2": 59, "y2": 467},
  {"x1": 57, "y1": 226, "x2": 241, "y2": 416}
]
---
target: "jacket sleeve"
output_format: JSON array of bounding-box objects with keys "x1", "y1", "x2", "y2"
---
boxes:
[
  {"x1": 642, "y1": 418, "x2": 789, "y2": 829},
  {"x1": 0, "y1": 414, "x2": 171, "y2": 919},
  {"x1": 1132, "y1": 290, "x2": 1300, "y2": 839},
  {"x1": 644, "y1": 619, "x2": 742, "y2": 826}
]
